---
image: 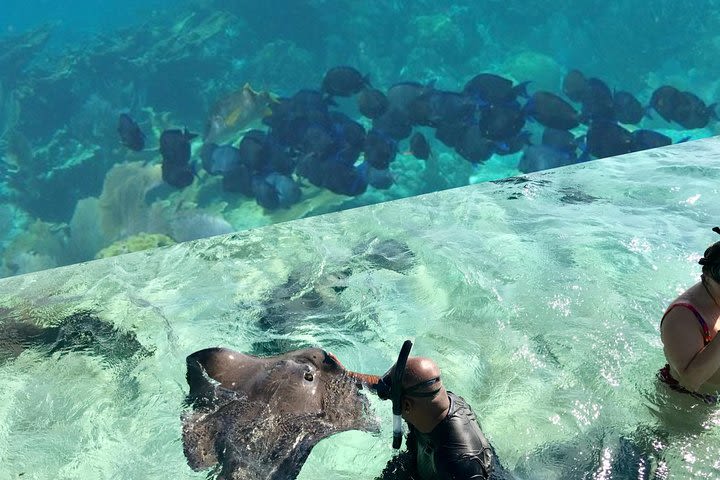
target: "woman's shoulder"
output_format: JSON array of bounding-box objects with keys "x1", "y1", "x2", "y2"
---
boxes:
[
  {"x1": 676, "y1": 282, "x2": 703, "y2": 302},
  {"x1": 662, "y1": 284, "x2": 703, "y2": 320}
]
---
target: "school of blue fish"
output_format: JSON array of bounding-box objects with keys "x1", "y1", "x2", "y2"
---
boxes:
[{"x1": 117, "y1": 66, "x2": 718, "y2": 211}]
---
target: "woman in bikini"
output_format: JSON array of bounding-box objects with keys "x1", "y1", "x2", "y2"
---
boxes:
[{"x1": 659, "y1": 227, "x2": 720, "y2": 402}]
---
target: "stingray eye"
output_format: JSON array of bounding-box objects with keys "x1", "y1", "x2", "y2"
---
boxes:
[{"x1": 304, "y1": 371, "x2": 314, "y2": 382}]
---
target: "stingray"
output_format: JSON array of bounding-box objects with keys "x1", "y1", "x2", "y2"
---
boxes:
[
  {"x1": 252, "y1": 237, "x2": 417, "y2": 354},
  {"x1": 0, "y1": 308, "x2": 152, "y2": 365},
  {"x1": 182, "y1": 347, "x2": 380, "y2": 480}
]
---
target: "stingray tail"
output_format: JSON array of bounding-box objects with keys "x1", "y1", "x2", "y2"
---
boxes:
[
  {"x1": 325, "y1": 351, "x2": 382, "y2": 387},
  {"x1": 345, "y1": 370, "x2": 382, "y2": 387}
]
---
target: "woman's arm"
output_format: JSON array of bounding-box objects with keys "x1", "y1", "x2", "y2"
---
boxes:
[{"x1": 662, "y1": 309, "x2": 720, "y2": 391}]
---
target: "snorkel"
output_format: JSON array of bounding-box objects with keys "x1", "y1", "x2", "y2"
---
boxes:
[
  {"x1": 390, "y1": 340, "x2": 413, "y2": 448},
  {"x1": 338, "y1": 340, "x2": 414, "y2": 449}
]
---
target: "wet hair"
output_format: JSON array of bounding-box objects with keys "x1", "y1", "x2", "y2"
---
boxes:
[{"x1": 699, "y1": 227, "x2": 720, "y2": 282}]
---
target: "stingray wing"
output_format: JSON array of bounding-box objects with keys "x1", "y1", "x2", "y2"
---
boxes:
[
  {"x1": 182, "y1": 409, "x2": 220, "y2": 471},
  {"x1": 183, "y1": 396, "x2": 376, "y2": 480}
]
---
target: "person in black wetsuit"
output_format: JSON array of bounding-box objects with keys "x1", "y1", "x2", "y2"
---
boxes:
[{"x1": 369, "y1": 341, "x2": 512, "y2": 480}]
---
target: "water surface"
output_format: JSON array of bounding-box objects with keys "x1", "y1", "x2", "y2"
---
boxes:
[{"x1": 1, "y1": 138, "x2": 720, "y2": 479}]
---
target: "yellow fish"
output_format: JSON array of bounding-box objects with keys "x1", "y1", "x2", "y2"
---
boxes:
[{"x1": 204, "y1": 83, "x2": 275, "y2": 144}]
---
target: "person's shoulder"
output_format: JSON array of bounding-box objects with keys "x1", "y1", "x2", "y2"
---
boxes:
[
  {"x1": 436, "y1": 396, "x2": 488, "y2": 449},
  {"x1": 447, "y1": 391, "x2": 469, "y2": 406},
  {"x1": 445, "y1": 392, "x2": 478, "y2": 423}
]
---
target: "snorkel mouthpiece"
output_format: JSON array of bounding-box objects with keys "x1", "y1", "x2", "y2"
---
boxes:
[
  {"x1": 392, "y1": 414, "x2": 404, "y2": 449},
  {"x1": 391, "y1": 340, "x2": 413, "y2": 449}
]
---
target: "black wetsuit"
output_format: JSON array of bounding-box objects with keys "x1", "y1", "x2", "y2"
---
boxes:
[{"x1": 378, "y1": 392, "x2": 511, "y2": 480}]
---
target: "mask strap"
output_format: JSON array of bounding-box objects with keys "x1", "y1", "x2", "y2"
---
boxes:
[{"x1": 403, "y1": 377, "x2": 441, "y2": 398}]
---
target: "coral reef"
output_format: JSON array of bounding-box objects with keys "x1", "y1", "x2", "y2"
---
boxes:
[
  {"x1": 0, "y1": 24, "x2": 53, "y2": 85},
  {"x1": 2, "y1": 220, "x2": 66, "y2": 276},
  {"x1": 411, "y1": 14, "x2": 465, "y2": 55},
  {"x1": 97, "y1": 162, "x2": 163, "y2": 241},
  {"x1": 95, "y1": 233, "x2": 175, "y2": 259},
  {"x1": 0, "y1": 0, "x2": 719, "y2": 280},
  {"x1": 66, "y1": 160, "x2": 238, "y2": 259},
  {"x1": 7, "y1": 127, "x2": 110, "y2": 221},
  {"x1": 66, "y1": 161, "x2": 168, "y2": 261},
  {"x1": 0, "y1": 82, "x2": 21, "y2": 145},
  {"x1": 2, "y1": 10, "x2": 240, "y2": 227},
  {"x1": 502, "y1": 51, "x2": 563, "y2": 94},
  {"x1": 67, "y1": 197, "x2": 105, "y2": 263},
  {"x1": 243, "y1": 40, "x2": 317, "y2": 93}
]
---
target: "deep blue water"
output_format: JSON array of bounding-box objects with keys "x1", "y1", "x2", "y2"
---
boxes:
[
  {"x1": 0, "y1": 0, "x2": 718, "y2": 277},
  {"x1": 2, "y1": 0, "x2": 167, "y2": 43}
]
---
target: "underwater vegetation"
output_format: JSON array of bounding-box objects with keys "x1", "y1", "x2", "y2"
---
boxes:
[{"x1": 0, "y1": 0, "x2": 719, "y2": 277}]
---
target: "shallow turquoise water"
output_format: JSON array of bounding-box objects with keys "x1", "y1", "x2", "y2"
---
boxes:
[
  {"x1": 1, "y1": 138, "x2": 720, "y2": 479},
  {"x1": 2, "y1": 1, "x2": 720, "y2": 279}
]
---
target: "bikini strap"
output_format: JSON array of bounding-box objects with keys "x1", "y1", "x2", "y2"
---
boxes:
[{"x1": 662, "y1": 302, "x2": 713, "y2": 345}]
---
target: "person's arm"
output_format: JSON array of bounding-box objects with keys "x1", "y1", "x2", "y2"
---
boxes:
[
  {"x1": 375, "y1": 451, "x2": 418, "y2": 480},
  {"x1": 436, "y1": 449, "x2": 492, "y2": 480},
  {"x1": 662, "y1": 309, "x2": 720, "y2": 391},
  {"x1": 374, "y1": 429, "x2": 419, "y2": 480}
]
